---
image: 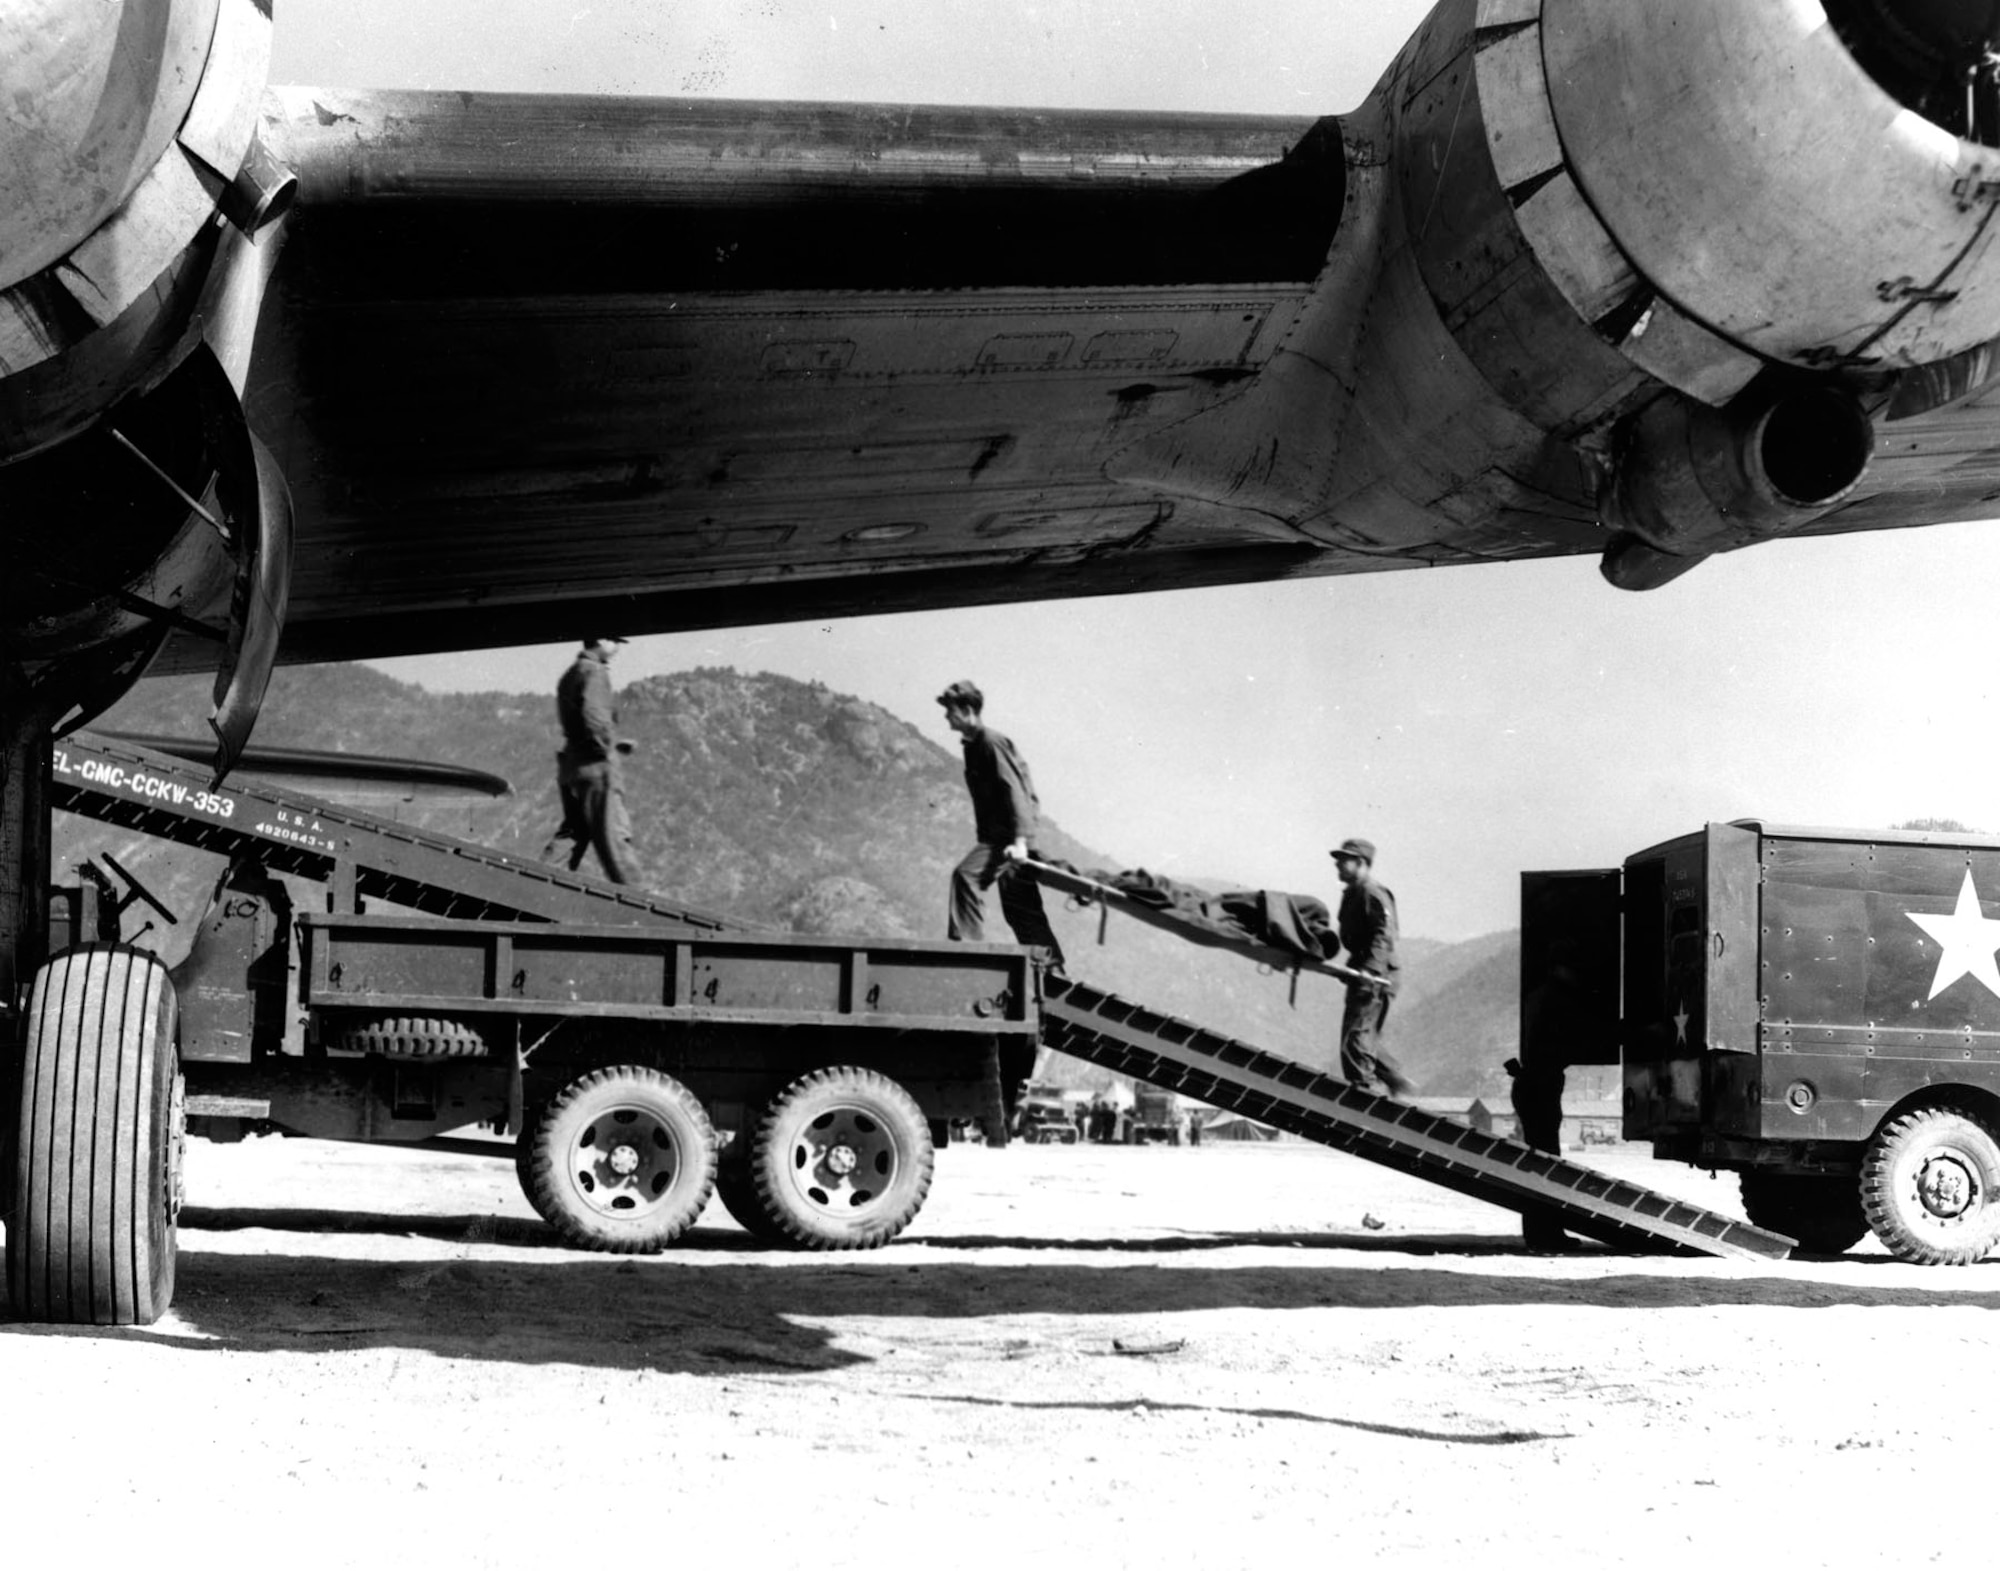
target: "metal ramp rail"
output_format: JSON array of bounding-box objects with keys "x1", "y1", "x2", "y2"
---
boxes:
[
  {"x1": 1042, "y1": 975, "x2": 1793, "y2": 1261},
  {"x1": 51, "y1": 730, "x2": 749, "y2": 932}
]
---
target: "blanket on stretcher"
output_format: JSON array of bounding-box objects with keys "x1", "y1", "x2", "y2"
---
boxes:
[{"x1": 1036, "y1": 859, "x2": 1339, "y2": 964}]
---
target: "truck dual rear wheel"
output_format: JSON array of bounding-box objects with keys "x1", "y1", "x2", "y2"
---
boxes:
[
  {"x1": 749, "y1": 1066, "x2": 933, "y2": 1249},
  {"x1": 6, "y1": 947, "x2": 184, "y2": 1325},
  {"x1": 526, "y1": 1067, "x2": 715, "y2": 1252},
  {"x1": 713, "y1": 1118, "x2": 789, "y2": 1242},
  {"x1": 1861, "y1": 1107, "x2": 2000, "y2": 1265},
  {"x1": 1737, "y1": 1171, "x2": 1870, "y2": 1255}
]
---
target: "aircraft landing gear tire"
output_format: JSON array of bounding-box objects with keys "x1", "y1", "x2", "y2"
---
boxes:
[
  {"x1": 1861, "y1": 1107, "x2": 2000, "y2": 1265},
  {"x1": 6, "y1": 947, "x2": 184, "y2": 1325},
  {"x1": 749, "y1": 1066, "x2": 933, "y2": 1250},
  {"x1": 525, "y1": 1067, "x2": 715, "y2": 1252},
  {"x1": 1737, "y1": 1171, "x2": 1869, "y2": 1255}
]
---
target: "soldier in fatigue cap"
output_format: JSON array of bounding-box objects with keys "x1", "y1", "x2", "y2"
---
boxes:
[{"x1": 1330, "y1": 837, "x2": 1410, "y2": 1099}]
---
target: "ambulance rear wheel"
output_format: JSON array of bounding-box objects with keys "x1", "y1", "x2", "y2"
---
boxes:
[
  {"x1": 749, "y1": 1066, "x2": 933, "y2": 1249},
  {"x1": 6, "y1": 947, "x2": 184, "y2": 1325},
  {"x1": 1737, "y1": 1171, "x2": 1868, "y2": 1254},
  {"x1": 526, "y1": 1067, "x2": 715, "y2": 1252},
  {"x1": 1861, "y1": 1107, "x2": 2000, "y2": 1265}
]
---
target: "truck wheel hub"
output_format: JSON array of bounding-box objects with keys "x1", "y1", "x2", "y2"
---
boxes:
[
  {"x1": 825, "y1": 1143, "x2": 859, "y2": 1177},
  {"x1": 608, "y1": 1143, "x2": 642, "y2": 1177},
  {"x1": 1917, "y1": 1153, "x2": 1977, "y2": 1219}
]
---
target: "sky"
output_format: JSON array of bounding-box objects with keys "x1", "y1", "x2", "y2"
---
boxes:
[{"x1": 270, "y1": 0, "x2": 2000, "y2": 941}]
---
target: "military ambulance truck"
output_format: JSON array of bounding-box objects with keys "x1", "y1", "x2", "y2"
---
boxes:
[{"x1": 1525, "y1": 821, "x2": 2000, "y2": 1264}]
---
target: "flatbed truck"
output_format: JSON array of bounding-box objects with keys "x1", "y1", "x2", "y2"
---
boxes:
[
  {"x1": 1526, "y1": 819, "x2": 2000, "y2": 1263},
  {"x1": 7, "y1": 732, "x2": 1038, "y2": 1324}
]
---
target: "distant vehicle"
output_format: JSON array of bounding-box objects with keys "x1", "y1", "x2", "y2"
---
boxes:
[
  {"x1": 1528, "y1": 820, "x2": 2000, "y2": 1264},
  {"x1": 1127, "y1": 1084, "x2": 1191, "y2": 1146},
  {"x1": 1013, "y1": 1081, "x2": 1081, "y2": 1145}
]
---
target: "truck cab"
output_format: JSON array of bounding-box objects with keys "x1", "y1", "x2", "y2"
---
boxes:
[{"x1": 1527, "y1": 821, "x2": 2000, "y2": 1263}]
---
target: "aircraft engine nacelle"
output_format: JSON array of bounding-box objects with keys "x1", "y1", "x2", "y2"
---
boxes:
[
  {"x1": 1542, "y1": 0, "x2": 2000, "y2": 375},
  {"x1": 2, "y1": 0, "x2": 295, "y2": 772},
  {"x1": 0, "y1": 0, "x2": 295, "y2": 461},
  {"x1": 1397, "y1": 0, "x2": 2000, "y2": 409},
  {"x1": 1353, "y1": 0, "x2": 2000, "y2": 583}
]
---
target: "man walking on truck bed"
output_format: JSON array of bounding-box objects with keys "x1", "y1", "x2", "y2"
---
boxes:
[
  {"x1": 1331, "y1": 837, "x2": 1411, "y2": 1099},
  {"x1": 938, "y1": 680, "x2": 1065, "y2": 970},
  {"x1": 547, "y1": 636, "x2": 637, "y2": 885}
]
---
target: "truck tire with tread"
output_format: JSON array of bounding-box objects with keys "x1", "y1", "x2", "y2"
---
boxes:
[
  {"x1": 713, "y1": 1122, "x2": 789, "y2": 1242},
  {"x1": 526, "y1": 1066, "x2": 715, "y2": 1251},
  {"x1": 6, "y1": 946, "x2": 184, "y2": 1325},
  {"x1": 337, "y1": 1015, "x2": 487, "y2": 1059},
  {"x1": 750, "y1": 1066, "x2": 933, "y2": 1249},
  {"x1": 1861, "y1": 1106, "x2": 2000, "y2": 1265},
  {"x1": 514, "y1": 1112, "x2": 554, "y2": 1223}
]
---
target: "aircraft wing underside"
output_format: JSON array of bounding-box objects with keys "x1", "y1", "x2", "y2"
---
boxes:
[
  {"x1": 238, "y1": 88, "x2": 1608, "y2": 669},
  {"x1": 19, "y1": 1, "x2": 2000, "y2": 693}
]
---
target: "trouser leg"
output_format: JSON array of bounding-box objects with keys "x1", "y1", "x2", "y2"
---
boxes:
[
  {"x1": 574, "y1": 763, "x2": 634, "y2": 885},
  {"x1": 1514, "y1": 1078, "x2": 1572, "y2": 1249},
  {"x1": 948, "y1": 843, "x2": 1000, "y2": 941},
  {"x1": 551, "y1": 778, "x2": 588, "y2": 869},
  {"x1": 1340, "y1": 988, "x2": 1405, "y2": 1091},
  {"x1": 997, "y1": 863, "x2": 1064, "y2": 968}
]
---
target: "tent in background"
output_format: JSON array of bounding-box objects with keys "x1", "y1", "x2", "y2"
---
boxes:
[{"x1": 1199, "y1": 1111, "x2": 1280, "y2": 1143}]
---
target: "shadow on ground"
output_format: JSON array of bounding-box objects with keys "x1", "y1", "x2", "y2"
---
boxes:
[{"x1": 4, "y1": 1206, "x2": 1996, "y2": 1373}]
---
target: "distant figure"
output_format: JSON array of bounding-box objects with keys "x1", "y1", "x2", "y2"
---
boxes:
[
  {"x1": 1330, "y1": 837, "x2": 1411, "y2": 1099},
  {"x1": 937, "y1": 680, "x2": 1065, "y2": 970},
  {"x1": 1505, "y1": 1054, "x2": 1573, "y2": 1252},
  {"x1": 546, "y1": 636, "x2": 636, "y2": 885}
]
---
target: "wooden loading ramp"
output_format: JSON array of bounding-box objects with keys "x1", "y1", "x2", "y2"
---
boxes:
[
  {"x1": 53, "y1": 730, "x2": 749, "y2": 932},
  {"x1": 1040, "y1": 975, "x2": 1795, "y2": 1261}
]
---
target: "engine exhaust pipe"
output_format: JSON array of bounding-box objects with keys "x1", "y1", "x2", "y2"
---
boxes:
[
  {"x1": 223, "y1": 139, "x2": 298, "y2": 236},
  {"x1": 1600, "y1": 383, "x2": 1875, "y2": 591}
]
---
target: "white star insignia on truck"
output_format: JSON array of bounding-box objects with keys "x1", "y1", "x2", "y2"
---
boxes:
[{"x1": 1905, "y1": 870, "x2": 2000, "y2": 1002}]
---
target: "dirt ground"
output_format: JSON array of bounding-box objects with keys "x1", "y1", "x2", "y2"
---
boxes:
[{"x1": 2, "y1": 1134, "x2": 1993, "y2": 1569}]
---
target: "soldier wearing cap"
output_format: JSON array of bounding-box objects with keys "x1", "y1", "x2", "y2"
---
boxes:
[
  {"x1": 937, "y1": 680, "x2": 1065, "y2": 969},
  {"x1": 1330, "y1": 837, "x2": 1411, "y2": 1098},
  {"x1": 547, "y1": 636, "x2": 636, "y2": 885}
]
